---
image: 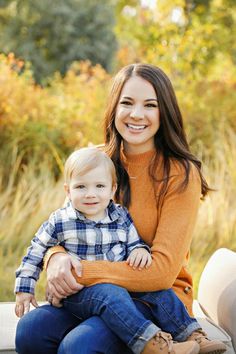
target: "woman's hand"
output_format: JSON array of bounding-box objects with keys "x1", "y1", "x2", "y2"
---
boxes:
[{"x1": 46, "y1": 252, "x2": 84, "y2": 301}]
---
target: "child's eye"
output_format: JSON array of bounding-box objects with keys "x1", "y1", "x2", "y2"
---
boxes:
[
  {"x1": 77, "y1": 185, "x2": 85, "y2": 189},
  {"x1": 97, "y1": 184, "x2": 105, "y2": 188}
]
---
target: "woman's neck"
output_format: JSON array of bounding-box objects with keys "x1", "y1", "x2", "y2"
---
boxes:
[
  {"x1": 123, "y1": 141, "x2": 155, "y2": 155},
  {"x1": 121, "y1": 147, "x2": 156, "y2": 165}
]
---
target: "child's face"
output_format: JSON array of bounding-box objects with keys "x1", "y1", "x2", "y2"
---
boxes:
[{"x1": 65, "y1": 165, "x2": 116, "y2": 222}]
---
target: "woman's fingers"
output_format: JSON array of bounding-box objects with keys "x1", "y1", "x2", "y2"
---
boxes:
[
  {"x1": 51, "y1": 297, "x2": 63, "y2": 308},
  {"x1": 71, "y1": 257, "x2": 82, "y2": 277},
  {"x1": 47, "y1": 281, "x2": 66, "y2": 299},
  {"x1": 47, "y1": 253, "x2": 82, "y2": 296},
  {"x1": 46, "y1": 253, "x2": 84, "y2": 299}
]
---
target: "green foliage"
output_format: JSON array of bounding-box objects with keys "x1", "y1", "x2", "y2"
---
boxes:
[
  {"x1": 0, "y1": 0, "x2": 117, "y2": 82},
  {"x1": 114, "y1": 0, "x2": 236, "y2": 80}
]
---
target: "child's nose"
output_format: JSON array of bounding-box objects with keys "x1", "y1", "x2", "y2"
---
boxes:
[{"x1": 85, "y1": 189, "x2": 96, "y2": 197}]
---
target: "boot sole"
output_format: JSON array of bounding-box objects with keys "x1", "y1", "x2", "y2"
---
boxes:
[{"x1": 200, "y1": 349, "x2": 227, "y2": 354}]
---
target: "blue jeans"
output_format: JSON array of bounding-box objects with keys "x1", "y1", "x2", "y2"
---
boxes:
[
  {"x1": 15, "y1": 285, "x2": 200, "y2": 354},
  {"x1": 63, "y1": 284, "x2": 200, "y2": 353},
  {"x1": 16, "y1": 305, "x2": 131, "y2": 354}
]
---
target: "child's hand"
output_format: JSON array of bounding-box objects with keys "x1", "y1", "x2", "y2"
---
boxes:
[
  {"x1": 15, "y1": 292, "x2": 38, "y2": 318},
  {"x1": 126, "y1": 248, "x2": 152, "y2": 270}
]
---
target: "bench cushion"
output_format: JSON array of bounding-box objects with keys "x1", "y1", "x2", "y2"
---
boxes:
[{"x1": 0, "y1": 303, "x2": 18, "y2": 353}]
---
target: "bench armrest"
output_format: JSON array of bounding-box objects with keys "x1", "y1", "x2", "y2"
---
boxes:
[{"x1": 197, "y1": 248, "x2": 236, "y2": 350}]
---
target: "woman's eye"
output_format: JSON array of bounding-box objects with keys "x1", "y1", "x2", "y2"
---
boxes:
[
  {"x1": 146, "y1": 103, "x2": 158, "y2": 108},
  {"x1": 120, "y1": 101, "x2": 132, "y2": 106}
]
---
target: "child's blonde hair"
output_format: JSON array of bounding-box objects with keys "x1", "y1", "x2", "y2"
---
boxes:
[{"x1": 64, "y1": 147, "x2": 117, "y2": 185}]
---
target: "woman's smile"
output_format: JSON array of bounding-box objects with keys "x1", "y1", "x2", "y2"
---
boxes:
[{"x1": 125, "y1": 123, "x2": 148, "y2": 131}]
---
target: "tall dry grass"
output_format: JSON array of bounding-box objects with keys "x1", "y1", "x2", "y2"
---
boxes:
[
  {"x1": 0, "y1": 157, "x2": 65, "y2": 300},
  {"x1": 190, "y1": 127, "x2": 236, "y2": 294}
]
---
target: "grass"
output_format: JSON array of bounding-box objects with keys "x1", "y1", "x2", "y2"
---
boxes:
[
  {"x1": 190, "y1": 127, "x2": 236, "y2": 296},
  {"x1": 0, "y1": 160, "x2": 65, "y2": 301},
  {"x1": 0, "y1": 128, "x2": 236, "y2": 301}
]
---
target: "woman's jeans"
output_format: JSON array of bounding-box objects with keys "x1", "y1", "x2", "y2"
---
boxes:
[
  {"x1": 16, "y1": 306, "x2": 130, "y2": 354},
  {"x1": 63, "y1": 284, "x2": 200, "y2": 353},
  {"x1": 16, "y1": 284, "x2": 200, "y2": 354}
]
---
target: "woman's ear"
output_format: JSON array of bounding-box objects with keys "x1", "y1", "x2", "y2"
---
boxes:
[{"x1": 64, "y1": 183, "x2": 70, "y2": 198}]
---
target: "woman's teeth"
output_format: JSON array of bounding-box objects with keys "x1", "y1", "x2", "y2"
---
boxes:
[{"x1": 127, "y1": 124, "x2": 146, "y2": 130}]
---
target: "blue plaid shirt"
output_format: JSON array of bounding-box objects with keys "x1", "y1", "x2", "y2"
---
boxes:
[{"x1": 15, "y1": 201, "x2": 149, "y2": 294}]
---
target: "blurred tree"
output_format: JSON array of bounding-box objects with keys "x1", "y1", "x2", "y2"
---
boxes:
[
  {"x1": 0, "y1": 0, "x2": 117, "y2": 83},
  {"x1": 114, "y1": 0, "x2": 236, "y2": 79}
]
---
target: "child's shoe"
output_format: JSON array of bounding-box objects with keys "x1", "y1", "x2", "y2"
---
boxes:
[
  {"x1": 187, "y1": 330, "x2": 227, "y2": 354},
  {"x1": 142, "y1": 331, "x2": 200, "y2": 354}
]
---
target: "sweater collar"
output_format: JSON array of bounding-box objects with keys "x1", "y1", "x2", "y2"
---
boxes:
[{"x1": 120, "y1": 146, "x2": 157, "y2": 166}]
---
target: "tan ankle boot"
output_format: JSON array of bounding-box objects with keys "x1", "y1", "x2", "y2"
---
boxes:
[
  {"x1": 142, "y1": 331, "x2": 200, "y2": 354},
  {"x1": 187, "y1": 330, "x2": 227, "y2": 354}
]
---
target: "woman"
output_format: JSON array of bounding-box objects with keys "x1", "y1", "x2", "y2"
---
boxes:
[{"x1": 16, "y1": 63, "x2": 209, "y2": 354}]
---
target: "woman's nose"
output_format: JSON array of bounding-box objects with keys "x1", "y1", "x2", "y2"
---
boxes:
[{"x1": 130, "y1": 106, "x2": 144, "y2": 119}]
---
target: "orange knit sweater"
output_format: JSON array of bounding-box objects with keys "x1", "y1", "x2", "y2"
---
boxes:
[{"x1": 45, "y1": 149, "x2": 201, "y2": 315}]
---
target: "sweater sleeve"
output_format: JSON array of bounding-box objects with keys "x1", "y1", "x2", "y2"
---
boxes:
[{"x1": 77, "y1": 165, "x2": 201, "y2": 292}]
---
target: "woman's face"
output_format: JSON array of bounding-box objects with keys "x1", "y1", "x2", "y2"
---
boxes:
[{"x1": 115, "y1": 76, "x2": 160, "y2": 154}]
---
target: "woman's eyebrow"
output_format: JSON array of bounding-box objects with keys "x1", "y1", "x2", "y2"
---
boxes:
[
  {"x1": 145, "y1": 98, "x2": 158, "y2": 102},
  {"x1": 121, "y1": 96, "x2": 132, "y2": 100},
  {"x1": 121, "y1": 96, "x2": 158, "y2": 102}
]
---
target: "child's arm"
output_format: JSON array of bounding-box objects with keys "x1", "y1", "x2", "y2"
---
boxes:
[
  {"x1": 15, "y1": 292, "x2": 38, "y2": 318},
  {"x1": 15, "y1": 212, "x2": 59, "y2": 296},
  {"x1": 126, "y1": 248, "x2": 152, "y2": 270}
]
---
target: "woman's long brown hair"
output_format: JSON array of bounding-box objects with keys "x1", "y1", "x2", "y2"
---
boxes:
[{"x1": 104, "y1": 63, "x2": 210, "y2": 207}]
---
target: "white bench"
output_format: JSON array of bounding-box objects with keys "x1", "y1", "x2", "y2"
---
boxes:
[{"x1": 1, "y1": 248, "x2": 235, "y2": 353}]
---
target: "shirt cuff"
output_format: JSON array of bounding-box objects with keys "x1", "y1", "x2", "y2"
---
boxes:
[
  {"x1": 135, "y1": 244, "x2": 150, "y2": 253},
  {"x1": 15, "y1": 277, "x2": 36, "y2": 294}
]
